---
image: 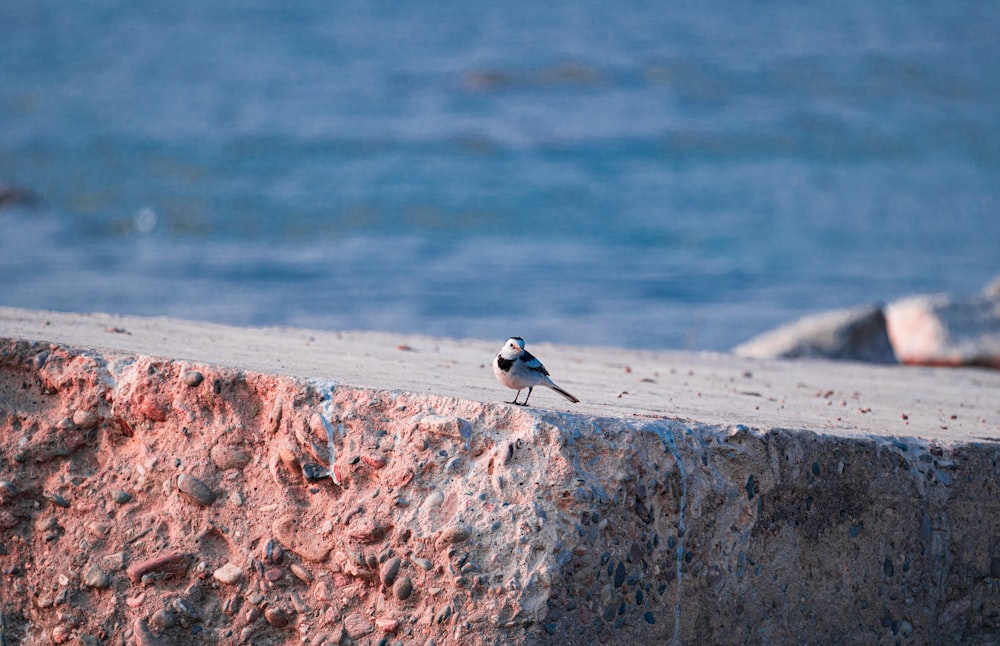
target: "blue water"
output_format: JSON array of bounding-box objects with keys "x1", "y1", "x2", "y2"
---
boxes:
[{"x1": 2, "y1": 2, "x2": 999, "y2": 350}]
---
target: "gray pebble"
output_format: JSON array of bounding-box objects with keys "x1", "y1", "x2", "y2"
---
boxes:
[
  {"x1": 177, "y1": 474, "x2": 216, "y2": 506},
  {"x1": 301, "y1": 463, "x2": 330, "y2": 482},
  {"x1": 414, "y1": 557, "x2": 433, "y2": 571},
  {"x1": 434, "y1": 605, "x2": 452, "y2": 623},
  {"x1": 614, "y1": 562, "x2": 626, "y2": 587},
  {"x1": 183, "y1": 371, "x2": 204, "y2": 387},
  {"x1": 380, "y1": 556, "x2": 401, "y2": 587},
  {"x1": 150, "y1": 608, "x2": 178, "y2": 631},
  {"x1": 266, "y1": 539, "x2": 284, "y2": 564},
  {"x1": 172, "y1": 597, "x2": 201, "y2": 622},
  {"x1": 393, "y1": 576, "x2": 413, "y2": 600},
  {"x1": 45, "y1": 491, "x2": 70, "y2": 508},
  {"x1": 111, "y1": 489, "x2": 132, "y2": 504},
  {"x1": 83, "y1": 562, "x2": 110, "y2": 589}
]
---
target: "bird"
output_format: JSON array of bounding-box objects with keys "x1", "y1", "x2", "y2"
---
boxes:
[{"x1": 493, "y1": 337, "x2": 579, "y2": 406}]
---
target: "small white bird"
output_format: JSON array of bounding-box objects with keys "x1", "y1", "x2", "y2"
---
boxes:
[{"x1": 493, "y1": 337, "x2": 580, "y2": 406}]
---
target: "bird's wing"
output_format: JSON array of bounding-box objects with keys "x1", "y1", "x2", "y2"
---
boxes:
[{"x1": 519, "y1": 351, "x2": 550, "y2": 376}]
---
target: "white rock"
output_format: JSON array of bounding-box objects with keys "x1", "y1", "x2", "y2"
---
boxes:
[
  {"x1": 886, "y1": 293, "x2": 1000, "y2": 368},
  {"x1": 213, "y1": 562, "x2": 243, "y2": 585},
  {"x1": 423, "y1": 490, "x2": 445, "y2": 509}
]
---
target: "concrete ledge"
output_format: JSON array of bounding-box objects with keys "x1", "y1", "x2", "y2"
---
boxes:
[{"x1": 1, "y1": 308, "x2": 1000, "y2": 644}]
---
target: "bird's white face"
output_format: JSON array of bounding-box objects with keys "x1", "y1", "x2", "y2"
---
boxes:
[{"x1": 499, "y1": 337, "x2": 525, "y2": 359}]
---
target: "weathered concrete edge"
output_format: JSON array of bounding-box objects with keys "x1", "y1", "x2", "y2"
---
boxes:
[
  {"x1": 2, "y1": 335, "x2": 1000, "y2": 645},
  {"x1": 4, "y1": 305, "x2": 999, "y2": 443}
]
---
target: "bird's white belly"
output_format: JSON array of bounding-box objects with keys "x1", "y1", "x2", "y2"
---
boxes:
[{"x1": 494, "y1": 360, "x2": 535, "y2": 389}]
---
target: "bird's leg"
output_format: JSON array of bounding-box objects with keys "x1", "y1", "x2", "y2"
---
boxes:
[
  {"x1": 508, "y1": 389, "x2": 522, "y2": 405},
  {"x1": 520, "y1": 387, "x2": 533, "y2": 406}
]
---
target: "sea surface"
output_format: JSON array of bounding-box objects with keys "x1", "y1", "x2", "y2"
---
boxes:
[{"x1": 2, "y1": 1, "x2": 999, "y2": 351}]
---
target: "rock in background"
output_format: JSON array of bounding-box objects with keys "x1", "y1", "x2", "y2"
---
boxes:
[
  {"x1": 2, "y1": 337, "x2": 1000, "y2": 644},
  {"x1": 735, "y1": 276, "x2": 1000, "y2": 369},
  {"x1": 886, "y1": 291, "x2": 1000, "y2": 369},
  {"x1": 733, "y1": 304, "x2": 897, "y2": 364}
]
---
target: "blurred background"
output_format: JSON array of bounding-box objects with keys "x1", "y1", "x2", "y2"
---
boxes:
[{"x1": 1, "y1": 1, "x2": 998, "y2": 351}]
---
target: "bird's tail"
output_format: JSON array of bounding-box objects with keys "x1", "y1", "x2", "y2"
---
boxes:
[{"x1": 548, "y1": 382, "x2": 580, "y2": 403}]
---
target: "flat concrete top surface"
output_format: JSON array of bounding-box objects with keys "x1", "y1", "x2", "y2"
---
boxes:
[{"x1": 2, "y1": 307, "x2": 998, "y2": 443}]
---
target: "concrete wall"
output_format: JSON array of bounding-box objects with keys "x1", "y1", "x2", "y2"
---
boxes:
[{"x1": 1, "y1": 336, "x2": 1000, "y2": 645}]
